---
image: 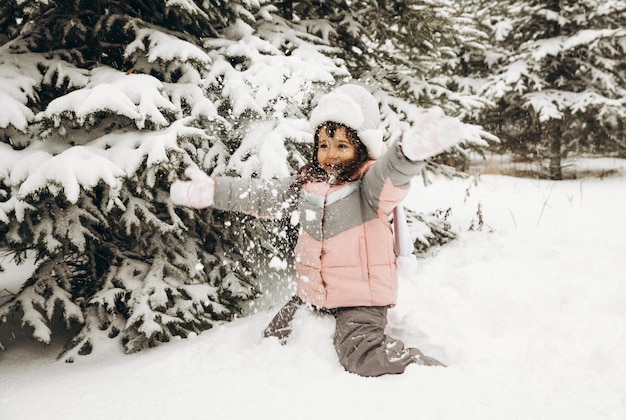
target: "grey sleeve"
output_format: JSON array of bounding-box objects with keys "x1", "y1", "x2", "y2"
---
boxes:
[
  {"x1": 212, "y1": 176, "x2": 298, "y2": 219},
  {"x1": 361, "y1": 141, "x2": 425, "y2": 207}
]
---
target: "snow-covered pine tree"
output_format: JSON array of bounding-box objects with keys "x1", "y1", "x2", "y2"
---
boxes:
[
  {"x1": 467, "y1": 0, "x2": 626, "y2": 179},
  {"x1": 0, "y1": 0, "x2": 347, "y2": 359}
]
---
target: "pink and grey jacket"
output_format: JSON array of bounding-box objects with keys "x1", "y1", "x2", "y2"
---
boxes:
[{"x1": 212, "y1": 142, "x2": 424, "y2": 309}]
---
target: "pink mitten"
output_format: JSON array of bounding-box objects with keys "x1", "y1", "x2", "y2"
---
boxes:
[
  {"x1": 170, "y1": 167, "x2": 215, "y2": 209},
  {"x1": 401, "y1": 107, "x2": 465, "y2": 161}
]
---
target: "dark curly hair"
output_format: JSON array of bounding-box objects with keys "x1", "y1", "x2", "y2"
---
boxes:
[{"x1": 295, "y1": 122, "x2": 369, "y2": 186}]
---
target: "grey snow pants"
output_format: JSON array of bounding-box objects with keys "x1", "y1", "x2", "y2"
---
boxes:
[{"x1": 263, "y1": 295, "x2": 433, "y2": 377}]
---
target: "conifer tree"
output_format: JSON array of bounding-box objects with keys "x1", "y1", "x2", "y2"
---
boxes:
[
  {"x1": 466, "y1": 0, "x2": 626, "y2": 179},
  {"x1": 0, "y1": 0, "x2": 322, "y2": 359}
]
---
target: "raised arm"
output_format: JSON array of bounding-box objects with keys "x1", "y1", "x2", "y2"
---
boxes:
[
  {"x1": 362, "y1": 108, "x2": 466, "y2": 215},
  {"x1": 361, "y1": 141, "x2": 424, "y2": 216}
]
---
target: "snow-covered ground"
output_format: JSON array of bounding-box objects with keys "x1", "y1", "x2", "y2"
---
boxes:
[{"x1": 1, "y1": 157, "x2": 625, "y2": 420}]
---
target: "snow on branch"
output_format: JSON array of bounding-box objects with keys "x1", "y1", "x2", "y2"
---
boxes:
[
  {"x1": 51, "y1": 205, "x2": 101, "y2": 253},
  {"x1": 126, "y1": 27, "x2": 212, "y2": 68},
  {"x1": 529, "y1": 28, "x2": 625, "y2": 61},
  {"x1": 17, "y1": 146, "x2": 125, "y2": 204},
  {"x1": 0, "y1": 196, "x2": 35, "y2": 224},
  {"x1": 93, "y1": 119, "x2": 190, "y2": 175},
  {"x1": 45, "y1": 280, "x2": 85, "y2": 328},
  {"x1": 226, "y1": 120, "x2": 295, "y2": 179},
  {"x1": 563, "y1": 28, "x2": 625, "y2": 50},
  {"x1": 302, "y1": 19, "x2": 337, "y2": 43},
  {"x1": 530, "y1": 37, "x2": 564, "y2": 61},
  {"x1": 39, "y1": 68, "x2": 178, "y2": 130},
  {"x1": 121, "y1": 261, "x2": 166, "y2": 338},
  {"x1": 42, "y1": 60, "x2": 90, "y2": 89},
  {"x1": 15, "y1": 288, "x2": 52, "y2": 343},
  {"x1": 165, "y1": 0, "x2": 210, "y2": 18},
  {"x1": 1, "y1": 119, "x2": 199, "y2": 225},
  {"x1": 0, "y1": 47, "x2": 91, "y2": 132},
  {"x1": 0, "y1": 58, "x2": 39, "y2": 130},
  {"x1": 523, "y1": 92, "x2": 563, "y2": 122},
  {"x1": 0, "y1": 259, "x2": 84, "y2": 345},
  {"x1": 167, "y1": 83, "x2": 219, "y2": 120},
  {"x1": 203, "y1": 21, "x2": 346, "y2": 118},
  {"x1": 524, "y1": 89, "x2": 624, "y2": 122},
  {"x1": 0, "y1": 90, "x2": 35, "y2": 131}
]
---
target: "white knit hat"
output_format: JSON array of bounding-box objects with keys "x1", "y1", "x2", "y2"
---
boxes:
[{"x1": 309, "y1": 84, "x2": 385, "y2": 159}]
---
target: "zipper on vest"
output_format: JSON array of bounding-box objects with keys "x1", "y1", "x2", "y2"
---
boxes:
[{"x1": 319, "y1": 183, "x2": 332, "y2": 257}]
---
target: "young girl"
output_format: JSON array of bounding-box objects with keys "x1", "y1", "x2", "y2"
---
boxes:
[{"x1": 170, "y1": 84, "x2": 462, "y2": 376}]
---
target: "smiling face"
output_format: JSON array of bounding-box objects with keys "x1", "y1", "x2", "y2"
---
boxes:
[{"x1": 316, "y1": 125, "x2": 359, "y2": 177}]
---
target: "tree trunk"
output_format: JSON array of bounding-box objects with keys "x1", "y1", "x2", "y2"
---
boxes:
[
  {"x1": 548, "y1": 126, "x2": 563, "y2": 180},
  {"x1": 619, "y1": 118, "x2": 626, "y2": 158}
]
